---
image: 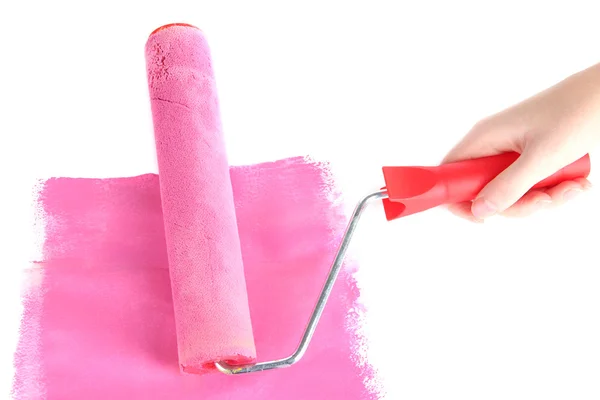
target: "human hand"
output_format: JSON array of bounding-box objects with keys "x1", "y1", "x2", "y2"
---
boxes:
[{"x1": 442, "y1": 63, "x2": 599, "y2": 222}]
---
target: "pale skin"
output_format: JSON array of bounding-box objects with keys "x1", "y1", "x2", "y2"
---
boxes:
[{"x1": 443, "y1": 62, "x2": 599, "y2": 222}]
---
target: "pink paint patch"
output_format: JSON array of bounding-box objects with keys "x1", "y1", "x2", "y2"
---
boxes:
[{"x1": 13, "y1": 157, "x2": 378, "y2": 399}]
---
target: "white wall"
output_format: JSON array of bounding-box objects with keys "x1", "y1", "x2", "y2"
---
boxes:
[{"x1": 1, "y1": 1, "x2": 599, "y2": 398}]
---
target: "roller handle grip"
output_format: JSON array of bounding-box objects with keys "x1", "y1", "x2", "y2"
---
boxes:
[
  {"x1": 381, "y1": 152, "x2": 591, "y2": 221},
  {"x1": 439, "y1": 152, "x2": 591, "y2": 203}
]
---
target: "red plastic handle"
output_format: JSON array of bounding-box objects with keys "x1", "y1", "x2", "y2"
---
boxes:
[{"x1": 381, "y1": 152, "x2": 591, "y2": 221}]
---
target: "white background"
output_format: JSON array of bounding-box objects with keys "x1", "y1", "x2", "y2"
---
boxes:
[{"x1": 1, "y1": 1, "x2": 599, "y2": 399}]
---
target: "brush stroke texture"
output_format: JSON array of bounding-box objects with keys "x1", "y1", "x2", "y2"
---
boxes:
[{"x1": 13, "y1": 157, "x2": 377, "y2": 399}]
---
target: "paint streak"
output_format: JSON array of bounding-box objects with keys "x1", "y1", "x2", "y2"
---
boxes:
[{"x1": 12, "y1": 157, "x2": 378, "y2": 399}]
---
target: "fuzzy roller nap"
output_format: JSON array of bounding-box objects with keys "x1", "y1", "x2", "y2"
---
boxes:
[{"x1": 145, "y1": 24, "x2": 256, "y2": 374}]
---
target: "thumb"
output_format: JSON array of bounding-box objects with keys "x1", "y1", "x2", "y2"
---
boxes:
[{"x1": 470, "y1": 149, "x2": 559, "y2": 219}]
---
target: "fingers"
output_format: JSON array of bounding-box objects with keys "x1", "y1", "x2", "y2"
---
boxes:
[
  {"x1": 543, "y1": 177, "x2": 592, "y2": 205},
  {"x1": 447, "y1": 191, "x2": 550, "y2": 221},
  {"x1": 471, "y1": 143, "x2": 592, "y2": 219},
  {"x1": 448, "y1": 178, "x2": 592, "y2": 222},
  {"x1": 499, "y1": 181, "x2": 591, "y2": 217},
  {"x1": 469, "y1": 151, "x2": 543, "y2": 218},
  {"x1": 499, "y1": 190, "x2": 551, "y2": 217}
]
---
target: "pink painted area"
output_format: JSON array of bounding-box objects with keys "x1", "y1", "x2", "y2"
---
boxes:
[
  {"x1": 146, "y1": 23, "x2": 255, "y2": 372},
  {"x1": 13, "y1": 157, "x2": 378, "y2": 399}
]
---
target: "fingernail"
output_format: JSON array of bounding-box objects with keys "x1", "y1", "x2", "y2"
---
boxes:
[
  {"x1": 471, "y1": 197, "x2": 497, "y2": 219},
  {"x1": 563, "y1": 188, "x2": 582, "y2": 201}
]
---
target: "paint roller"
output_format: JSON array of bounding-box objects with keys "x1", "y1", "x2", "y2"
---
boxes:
[{"x1": 145, "y1": 23, "x2": 592, "y2": 375}]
